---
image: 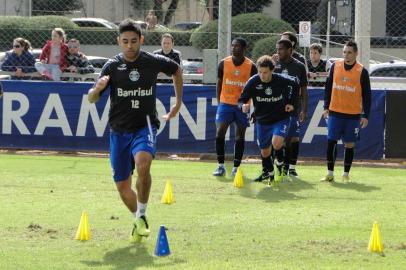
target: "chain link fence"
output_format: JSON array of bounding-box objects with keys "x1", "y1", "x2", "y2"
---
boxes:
[{"x1": 0, "y1": 0, "x2": 405, "y2": 86}]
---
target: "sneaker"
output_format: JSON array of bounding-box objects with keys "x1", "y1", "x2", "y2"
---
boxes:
[
  {"x1": 289, "y1": 169, "x2": 298, "y2": 177},
  {"x1": 130, "y1": 223, "x2": 143, "y2": 243},
  {"x1": 231, "y1": 167, "x2": 238, "y2": 177},
  {"x1": 254, "y1": 170, "x2": 270, "y2": 182},
  {"x1": 212, "y1": 166, "x2": 226, "y2": 176},
  {"x1": 342, "y1": 175, "x2": 351, "y2": 182},
  {"x1": 275, "y1": 166, "x2": 283, "y2": 183},
  {"x1": 320, "y1": 175, "x2": 334, "y2": 182},
  {"x1": 134, "y1": 216, "x2": 150, "y2": 237}
]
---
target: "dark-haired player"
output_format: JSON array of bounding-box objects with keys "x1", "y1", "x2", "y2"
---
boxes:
[
  {"x1": 213, "y1": 37, "x2": 257, "y2": 177},
  {"x1": 88, "y1": 19, "x2": 183, "y2": 242}
]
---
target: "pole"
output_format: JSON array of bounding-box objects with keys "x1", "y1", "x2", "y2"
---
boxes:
[
  {"x1": 326, "y1": 0, "x2": 331, "y2": 61},
  {"x1": 355, "y1": 0, "x2": 371, "y2": 70},
  {"x1": 217, "y1": 0, "x2": 232, "y2": 64}
]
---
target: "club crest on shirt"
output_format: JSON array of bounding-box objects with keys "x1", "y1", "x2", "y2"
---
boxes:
[
  {"x1": 234, "y1": 69, "x2": 240, "y2": 76},
  {"x1": 129, "y1": 70, "x2": 140, "y2": 81},
  {"x1": 117, "y1": 63, "x2": 127, "y2": 71},
  {"x1": 265, "y1": 87, "x2": 272, "y2": 96},
  {"x1": 341, "y1": 76, "x2": 349, "y2": 82},
  {"x1": 282, "y1": 69, "x2": 289, "y2": 76}
]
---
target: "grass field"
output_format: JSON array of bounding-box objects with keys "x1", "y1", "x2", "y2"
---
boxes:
[{"x1": 0, "y1": 153, "x2": 405, "y2": 270}]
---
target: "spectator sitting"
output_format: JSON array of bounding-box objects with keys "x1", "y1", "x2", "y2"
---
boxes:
[
  {"x1": 35, "y1": 28, "x2": 68, "y2": 81},
  {"x1": 153, "y1": 33, "x2": 182, "y2": 65},
  {"x1": 145, "y1": 10, "x2": 157, "y2": 30},
  {"x1": 1, "y1": 38, "x2": 36, "y2": 79},
  {"x1": 65, "y1": 39, "x2": 95, "y2": 75}
]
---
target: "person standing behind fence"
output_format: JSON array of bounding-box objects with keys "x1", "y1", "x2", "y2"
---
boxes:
[
  {"x1": 239, "y1": 55, "x2": 298, "y2": 183},
  {"x1": 153, "y1": 33, "x2": 182, "y2": 65},
  {"x1": 145, "y1": 10, "x2": 157, "y2": 30},
  {"x1": 65, "y1": 39, "x2": 95, "y2": 75},
  {"x1": 307, "y1": 43, "x2": 330, "y2": 87},
  {"x1": 321, "y1": 40, "x2": 371, "y2": 183},
  {"x1": 35, "y1": 28, "x2": 68, "y2": 81},
  {"x1": 1, "y1": 38, "x2": 36, "y2": 79},
  {"x1": 212, "y1": 37, "x2": 257, "y2": 177},
  {"x1": 87, "y1": 19, "x2": 183, "y2": 243}
]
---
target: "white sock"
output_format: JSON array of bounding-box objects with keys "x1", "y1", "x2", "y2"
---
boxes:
[
  {"x1": 328, "y1": 170, "x2": 334, "y2": 176},
  {"x1": 135, "y1": 201, "x2": 147, "y2": 218},
  {"x1": 269, "y1": 171, "x2": 275, "y2": 176},
  {"x1": 289, "y1": 164, "x2": 296, "y2": 170},
  {"x1": 342, "y1": 172, "x2": 349, "y2": 176}
]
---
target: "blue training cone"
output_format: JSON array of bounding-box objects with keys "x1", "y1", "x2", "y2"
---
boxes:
[{"x1": 154, "y1": 225, "x2": 170, "y2": 256}]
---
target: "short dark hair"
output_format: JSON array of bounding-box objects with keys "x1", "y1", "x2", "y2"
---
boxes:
[
  {"x1": 233, "y1": 37, "x2": 247, "y2": 48},
  {"x1": 256, "y1": 55, "x2": 275, "y2": 70},
  {"x1": 277, "y1": 39, "x2": 293, "y2": 50},
  {"x1": 345, "y1": 40, "x2": 358, "y2": 52},
  {"x1": 161, "y1": 33, "x2": 174, "y2": 42},
  {"x1": 310, "y1": 43, "x2": 323, "y2": 53},
  {"x1": 282, "y1": 31, "x2": 298, "y2": 48},
  {"x1": 119, "y1": 19, "x2": 142, "y2": 37}
]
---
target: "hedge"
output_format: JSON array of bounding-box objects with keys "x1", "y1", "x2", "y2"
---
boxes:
[
  {"x1": 251, "y1": 36, "x2": 280, "y2": 61},
  {"x1": 191, "y1": 13, "x2": 296, "y2": 52}
]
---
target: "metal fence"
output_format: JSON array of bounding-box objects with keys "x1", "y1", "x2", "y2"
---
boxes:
[{"x1": 0, "y1": 0, "x2": 405, "y2": 86}]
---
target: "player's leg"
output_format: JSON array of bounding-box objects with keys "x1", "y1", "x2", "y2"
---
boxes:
[
  {"x1": 231, "y1": 108, "x2": 249, "y2": 176},
  {"x1": 271, "y1": 119, "x2": 290, "y2": 182},
  {"x1": 254, "y1": 123, "x2": 274, "y2": 182},
  {"x1": 213, "y1": 121, "x2": 230, "y2": 176},
  {"x1": 342, "y1": 118, "x2": 359, "y2": 182},
  {"x1": 131, "y1": 126, "x2": 157, "y2": 237},
  {"x1": 321, "y1": 115, "x2": 342, "y2": 182},
  {"x1": 285, "y1": 116, "x2": 300, "y2": 177}
]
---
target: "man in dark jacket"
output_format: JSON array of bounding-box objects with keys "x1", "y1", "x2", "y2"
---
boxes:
[{"x1": 65, "y1": 39, "x2": 95, "y2": 74}]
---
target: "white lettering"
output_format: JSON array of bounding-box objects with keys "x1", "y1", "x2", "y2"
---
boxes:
[
  {"x1": 34, "y1": 94, "x2": 72, "y2": 136},
  {"x1": 131, "y1": 99, "x2": 140, "y2": 109},
  {"x1": 117, "y1": 87, "x2": 153, "y2": 97},
  {"x1": 170, "y1": 97, "x2": 206, "y2": 140},
  {"x1": 156, "y1": 99, "x2": 167, "y2": 135},
  {"x1": 332, "y1": 83, "x2": 356, "y2": 93},
  {"x1": 255, "y1": 94, "x2": 283, "y2": 103},
  {"x1": 76, "y1": 95, "x2": 110, "y2": 137},
  {"x1": 225, "y1": 78, "x2": 245, "y2": 87},
  {"x1": 2, "y1": 92, "x2": 30, "y2": 135}
]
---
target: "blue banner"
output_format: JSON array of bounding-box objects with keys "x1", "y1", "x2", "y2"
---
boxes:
[{"x1": 0, "y1": 81, "x2": 385, "y2": 159}]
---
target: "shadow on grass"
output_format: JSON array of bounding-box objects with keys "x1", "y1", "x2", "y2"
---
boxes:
[
  {"x1": 81, "y1": 244, "x2": 184, "y2": 270},
  {"x1": 238, "y1": 177, "x2": 314, "y2": 203},
  {"x1": 330, "y1": 181, "x2": 381, "y2": 192}
]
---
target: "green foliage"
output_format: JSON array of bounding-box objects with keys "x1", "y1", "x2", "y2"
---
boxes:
[
  {"x1": 32, "y1": 0, "x2": 83, "y2": 16},
  {"x1": 191, "y1": 13, "x2": 295, "y2": 51},
  {"x1": 251, "y1": 36, "x2": 280, "y2": 61},
  {"x1": 0, "y1": 16, "x2": 192, "y2": 50}
]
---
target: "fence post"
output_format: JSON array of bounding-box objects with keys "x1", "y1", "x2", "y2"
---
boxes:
[
  {"x1": 355, "y1": 0, "x2": 371, "y2": 70},
  {"x1": 217, "y1": 0, "x2": 232, "y2": 64}
]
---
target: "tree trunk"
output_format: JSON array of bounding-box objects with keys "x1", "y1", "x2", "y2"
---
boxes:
[{"x1": 163, "y1": 0, "x2": 179, "y2": 25}]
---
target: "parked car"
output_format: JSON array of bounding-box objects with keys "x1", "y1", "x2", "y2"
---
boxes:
[
  {"x1": 71, "y1": 18, "x2": 118, "y2": 29},
  {"x1": 369, "y1": 60, "x2": 406, "y2": 78},
  {"x1": 173, "y1": 22, "x2": 202, "y2": 31},
  {"x1": 182, "y1": 58, "x2": 203, "y2": 74}
]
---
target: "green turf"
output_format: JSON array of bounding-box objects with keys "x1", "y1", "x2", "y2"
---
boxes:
[{"x1": 0, "y1": 154, "x2": 405, "y2": 270}]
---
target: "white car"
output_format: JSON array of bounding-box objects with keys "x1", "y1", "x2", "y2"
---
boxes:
[
  {"x1": 369, "y1": 60, "x2": 406, "y2": 78},
  {"x1": 71, "y1": 18, "x2": 118, "y2": 29}
]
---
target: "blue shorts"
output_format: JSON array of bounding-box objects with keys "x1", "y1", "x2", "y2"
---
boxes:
[
  {"x1": 327, "y1": 115, "x2": 360, "y2": 143},
  {"x1": 109, "y1": 126, "x2": 157, "y2": 182},
  {"x1": 215, "y1": 103, "x2": 249, "y2": 128},
  {"x1": 256, "y1": 118, "x2": 290, "y2": 149},
  {"x1": 287, "y1": 115, "x2": 300, "y2": 138}
]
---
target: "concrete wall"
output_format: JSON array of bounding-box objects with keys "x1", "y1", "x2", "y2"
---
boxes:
[{"x1": 0, "y1": 0, "x2": 30, "y2": 16}]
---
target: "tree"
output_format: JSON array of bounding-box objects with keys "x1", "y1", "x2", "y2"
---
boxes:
[
  {"x1": 202, "y1": 0, "x2": 273, "y2": 19},
  {"x1": 32, "y1": 0, "x2": 83, "y2": 16},
  {"x1": 152, "y1": 0, "x2": 179, "y2": 25}
]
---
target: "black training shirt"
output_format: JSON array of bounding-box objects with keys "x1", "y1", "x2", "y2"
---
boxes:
[
  {"x1": 239, "y1": 73, "x2": 299, "y2": 125},
  {"x1": 98, "y1": 51, "x2": 179, "y2": 132}
]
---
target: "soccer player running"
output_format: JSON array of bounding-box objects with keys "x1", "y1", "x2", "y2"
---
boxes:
[
  {"x1": 213, "y1": 38, "x2": 257, "y2": 177},
  {"x1": 240, "y1": 55, "x2": 299, "y2": 183},
  {"x1": 88, "y1": 19, "x2": 183, "y2": 242},
  {"x1": 273, "y1": 39, "x2": 308, "y2": 179},
  {"x1": 321, "y1": 40, "x2": 371, "y2": 182}
]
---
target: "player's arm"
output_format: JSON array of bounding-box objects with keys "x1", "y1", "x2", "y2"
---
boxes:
[
  {"x1": 238, "y1": 77, "x2": 254, "y2": 113},
  {"x1": 323, "y1": 63, "x2": 335, "y2": 119},
  {"x1": 360, "y1": 68, "x2": 372, "y2": 128},
  {"x1": 163, "y1": 66, "x2": 183, "y2": 121},
  {"x1": 88, "y1": 61, "x2": 111, "y2": 103},
  {"x1": 216, "y1": 61, "x2": 224, "y2": 103}
]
